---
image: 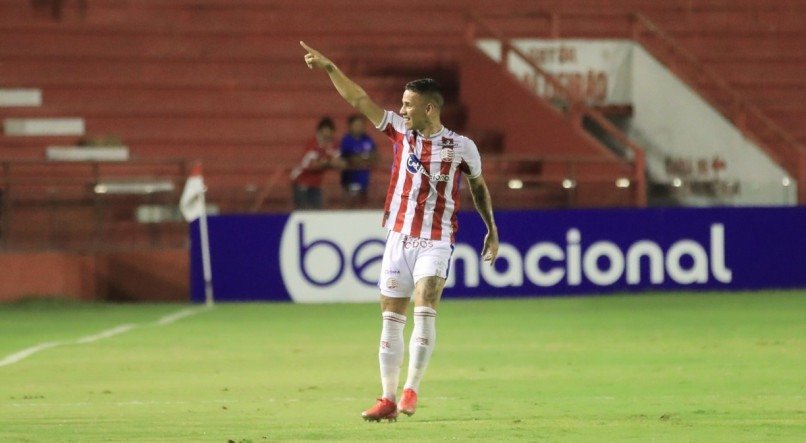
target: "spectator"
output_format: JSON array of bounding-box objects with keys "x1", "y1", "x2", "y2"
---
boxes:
[
  {"x1": 340, "y1": 114, "x2": 378, "y2": 207},
  {"x1": 290, "y1": 117, "x2": 344, "y2": 210}
]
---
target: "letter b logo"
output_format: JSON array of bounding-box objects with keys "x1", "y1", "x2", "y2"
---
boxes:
[
  {"x1": 280, "y1": 211, "x2": 385, "y2": 303},
  {"x1": 298, "y1": 223, "x2": 345, "y2": 286}
]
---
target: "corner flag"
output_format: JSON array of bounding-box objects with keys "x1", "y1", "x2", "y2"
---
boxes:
[
  {"x1": 180, "y1": 163, "x2": 214, "y2": 306},
  {"x1": 180, "y1": 163, "x2": 206, "y2": 222}
]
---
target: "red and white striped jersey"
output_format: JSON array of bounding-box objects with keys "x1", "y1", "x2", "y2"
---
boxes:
[{"x1": 376, "y1": 110, "x2": 482, "y2": 243}]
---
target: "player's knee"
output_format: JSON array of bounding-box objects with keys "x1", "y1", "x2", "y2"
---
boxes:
[
  {"x1": 414, "y1": 278, "x2": 444, "y2": 307},
  {"x1": 419, "y1": 291, "x2": 439, "y2": 307},
  {"x1": 380, "y1": 295, "x2": 408, "y2": 314}
]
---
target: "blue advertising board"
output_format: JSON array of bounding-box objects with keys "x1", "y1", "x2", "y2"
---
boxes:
[{"x1": 190, "y1": 207, "x2": 806, "y2": 303}]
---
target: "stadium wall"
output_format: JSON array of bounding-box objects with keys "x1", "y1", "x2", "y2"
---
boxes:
[
  {"x1": 473, "y1": 38, "x2": 795, "y2": 205},
  {"x1": 190, "y1": 207, "x2": 806, "y2": 303},
  {"x1": 459, "y1": 46, "x2": 616, "y2": 159},
  {"x1": 0, "y1": 252, "x2": 97, "y2": 302},
  {"x1": 628, "y1": 45, "x2": 794, "y2": 205},
  {"x1": 0, "y1": 250, "x2": 187, "y2": 303}
]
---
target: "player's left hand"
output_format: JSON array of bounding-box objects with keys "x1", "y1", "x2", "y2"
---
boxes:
[{"x1": 482, "y1": 230, "x2": 499, "y2": 266}]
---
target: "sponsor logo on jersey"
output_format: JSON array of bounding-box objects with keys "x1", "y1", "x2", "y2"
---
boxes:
[
  {"x1": 405, "y1": 153, "x2": 421, "y2": 175},
  {"x1": 406, "y1": 153, "x2": 450, "y2": 182}
]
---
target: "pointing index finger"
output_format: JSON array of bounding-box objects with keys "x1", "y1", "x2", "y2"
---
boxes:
[{"x1": 300, "y1": 41, "x2": 313, "y2": 52}]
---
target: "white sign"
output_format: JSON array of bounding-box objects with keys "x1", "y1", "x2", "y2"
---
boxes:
[
  {"x1": 279, "y1": 211, "x2": 386, "y2": 303},
  {"x1": 477, "y1": 39, "x2": 633, "y2": 105}
]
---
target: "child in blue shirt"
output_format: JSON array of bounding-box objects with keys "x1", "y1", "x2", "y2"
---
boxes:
[{"x1": 340, "y1": 114, "x2": 378, "y2": 206}]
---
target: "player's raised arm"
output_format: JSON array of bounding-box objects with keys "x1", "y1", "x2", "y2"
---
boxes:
[
  {"x1": 467, "y1": 174, "x2": 499, "y2": 265},
  {"x1": 300, "y1": 41, "x2": 384, "y2": 127}
]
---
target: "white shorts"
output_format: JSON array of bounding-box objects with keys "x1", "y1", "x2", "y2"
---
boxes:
[{"x1": 378, "y1": 230, "x2": 454, "y2": 298}]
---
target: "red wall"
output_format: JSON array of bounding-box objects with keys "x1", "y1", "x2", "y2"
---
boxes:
[
  {"x1": 0, "y1": 252, "x2": 97, "y2": 302},
  {"x1": 0, "y1": 250, "x2": 188, "y2": 303},
  {"x1": 460, "y1": 46, "x2": 616, "y2": 159}
]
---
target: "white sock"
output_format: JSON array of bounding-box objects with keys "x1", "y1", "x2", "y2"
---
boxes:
[
  {"x1": 378, "y1": 311, "x2": 406, "y2": 402},
  {"x1": 404, "y1": 306, "x2": 437, "y2": 393}
]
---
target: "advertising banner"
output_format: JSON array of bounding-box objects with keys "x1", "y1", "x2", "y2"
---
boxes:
[
  {"x1": 476, "y1": 38, "x2": 633, "y2": 105},
  {"x1": 190, "y1": 207, "x2": 805, "y2": 303}
]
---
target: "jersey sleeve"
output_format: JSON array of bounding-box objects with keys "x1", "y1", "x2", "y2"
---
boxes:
[
  {"x1": 460, "y1": 137, "x2": 483, "y2": 179},
  {"x1": 375, "y1": 110, "x2": 406, "y2": 142}
]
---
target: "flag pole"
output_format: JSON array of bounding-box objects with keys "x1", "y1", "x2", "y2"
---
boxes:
[
  {"x1": 198, "y1": 185, "x2": 214, "y2": 306},
  {"x1": 181, "y1": 161, "x2": 214, "y2": 305}
]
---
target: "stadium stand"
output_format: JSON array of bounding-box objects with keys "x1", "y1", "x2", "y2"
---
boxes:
[{"x1": 0, "y1": 0, "x2": 804, "y2": 252}]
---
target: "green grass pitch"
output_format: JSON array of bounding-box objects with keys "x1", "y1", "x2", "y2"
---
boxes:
[{"x1": 1, "y1": 291, "x2": 804, "y2": 442}]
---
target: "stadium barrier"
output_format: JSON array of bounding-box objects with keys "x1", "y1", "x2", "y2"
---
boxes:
[{"x1": 190, "y1": 206, "x2": 806, "y2": 303}]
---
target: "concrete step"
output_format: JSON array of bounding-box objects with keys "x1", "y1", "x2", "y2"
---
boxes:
[
  {"x1": 46, "y1": 146, "x2": 130, "y2": 162},
  {"x1": 0, "y1": 88, "x2": 42, "y2": 107},
  {"x1": 4, "y1": 118, "x2": 85, "y2": 136}
]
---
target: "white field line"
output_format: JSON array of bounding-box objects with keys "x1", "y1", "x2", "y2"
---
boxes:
[
  {"x1": 0, "y1": 306, "x2": 210, "y2": 368},
  {"x1": 74, "y1": 324, "x2": 137, "y2": 344},
  {"x1": 7, "y1": 399, "x2": 239, "y2": 408},
  {"x1": 155, "y1": 307, "x2": 202, "y2": 325},
  {"x1": 0, "y1": 341, "x2": 62, "y2": 367},
  {"x1": 6, "y1": 397, "x2": 453, "y2": 408}
]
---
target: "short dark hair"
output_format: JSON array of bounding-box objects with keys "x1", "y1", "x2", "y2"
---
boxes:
[
  {"x1": 316, "y1": 117, "x2": 335, "y2": 131},
  {"x1": 405, "y1": 78, "x2": 444, "y2": 108},
  {"x1": 347, "y1": 114, "x2": 364, "y2": 126}
]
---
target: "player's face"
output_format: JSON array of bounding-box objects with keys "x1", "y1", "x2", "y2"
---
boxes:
[{"x1": 400, "y1": 90, "x2": 430, "y2": 131}]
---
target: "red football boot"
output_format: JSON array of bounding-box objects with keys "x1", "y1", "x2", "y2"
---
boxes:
[
  {"x1": 397, "y1": 388, "x2": 418, "y2": 416},
  {"x1": 361, "y1": 398, "x2": 398, "y2": 422}
]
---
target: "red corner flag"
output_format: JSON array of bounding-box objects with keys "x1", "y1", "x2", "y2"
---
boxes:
[{"x1": 180, "y1": 163, "x2": 206, "y2": 222}]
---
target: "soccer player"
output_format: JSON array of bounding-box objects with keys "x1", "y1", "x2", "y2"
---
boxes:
[{"x1": 301, "y1": 41, "x2": 499, "y2": 422}]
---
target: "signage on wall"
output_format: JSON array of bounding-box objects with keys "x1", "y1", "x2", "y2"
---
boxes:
[{"x1": 190, "y1": 207, "x2": 806, "y2": 303}]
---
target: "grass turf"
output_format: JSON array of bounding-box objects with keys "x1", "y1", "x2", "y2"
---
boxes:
[{"x1": 0, "y1": 291, "x2": 804, "y2": 442}]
